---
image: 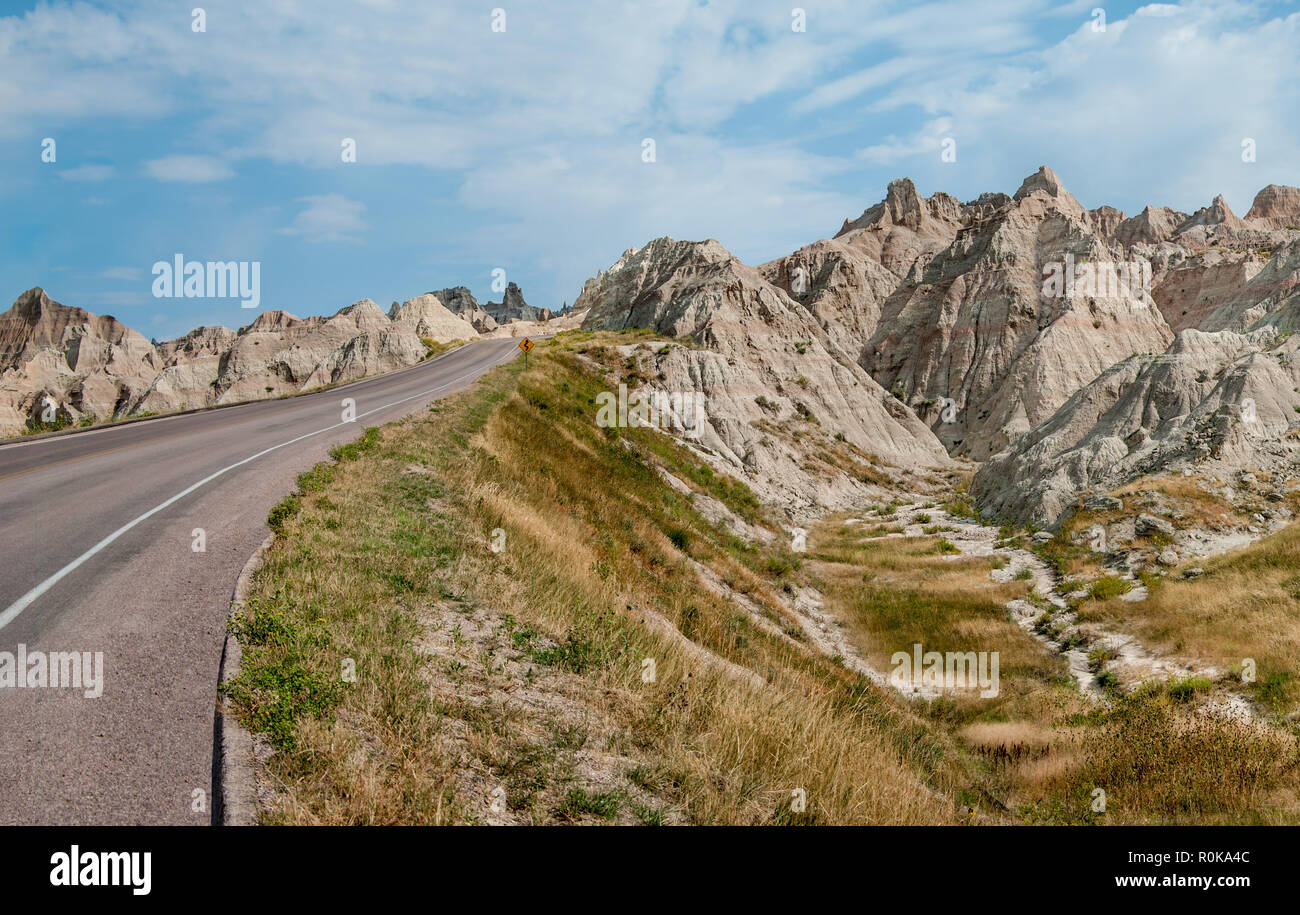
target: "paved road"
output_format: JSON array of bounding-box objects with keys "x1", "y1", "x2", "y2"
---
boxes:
[{"x1": 0, "y1": 338, "x2": 522, "y2": 824}]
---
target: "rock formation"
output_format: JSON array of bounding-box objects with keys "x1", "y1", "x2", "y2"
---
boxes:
[
  {"x1": 973, "y1": 327, "x2": 1300, "y2": 527},
  {"x1": 0, "y1": 287, "x2": 478, "y2": 437},
  {"x1": 0, "y1": 287, "x2": 159, "y2": 432},
  {"x1": 575, "y1": 167, "x2": 1300, "y2": 524},
  {"x1": 437, "y1": 282, "x2": 552, "y2": 330},
  {"x1": 387, "y1": 293, "x2": 479, "y2": 340},
  {"x1": 578, "y1": 236, "x2": 952, "y2": 513},
  {"x1": 9, "y1": 166, "x2": 1300, "y2": 534},
  {"x1": 485, "y1": 281, "x2": 552, "y2": 324}
]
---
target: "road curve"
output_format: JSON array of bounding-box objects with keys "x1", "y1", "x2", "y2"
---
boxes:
[{"x1": 0, "y1": 337, "x2": 523, "y2": 824}]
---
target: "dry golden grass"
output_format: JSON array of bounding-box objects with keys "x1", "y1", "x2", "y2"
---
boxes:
[
  {"x1": 225, "y1": 333, "x2": 966, "y2": 824},
  {"x1": 225, "y1": 333, "x2": 1300, "y2": 825},
  {"x1": 808, "y1": 520, "x2": 1075, "y2": 725},
  {"x1": 1076, "y1": 522, "x2": 1300, "y2": 712},
  {"x1": 1112, "y1": 474, "x2": 1239, "y2": 529},
  {"x1": 807, "y1": 512, "x2": 1300, "y2": 824}
]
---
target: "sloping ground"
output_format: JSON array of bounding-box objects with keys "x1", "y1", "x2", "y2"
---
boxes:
[
  {"x1": 807, "y1": 505, "x2": 1300, "y2": 824},
  {"x1": 224, "y1": 332, "x2": 971, "y2": 825},
  {"x1": 224, "y1": 331, "x2": 1300, "y2": 824}
]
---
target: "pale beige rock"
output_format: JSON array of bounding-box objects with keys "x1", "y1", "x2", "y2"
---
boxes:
[
  {"x1": 973, "y1": 327, "x2": 1300, "y2": 526},
  {"x1": 387, "y1": 293, "x2": 478, "y2": 342},
  {"x1": 1, "y1": 287, "x2": 485, "y2": 437},
  {"x1": 577, "y1": 236, "x2": 951, "y2": 515}
]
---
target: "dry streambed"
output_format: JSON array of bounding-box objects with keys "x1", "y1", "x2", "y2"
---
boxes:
[{"x1": 835, "y1": 503, "x2": 1257, "y2": 720}]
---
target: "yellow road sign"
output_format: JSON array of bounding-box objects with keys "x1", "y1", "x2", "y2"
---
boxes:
[{"x1": 519, "y1": 338, "x2": 534, "y2": 353}]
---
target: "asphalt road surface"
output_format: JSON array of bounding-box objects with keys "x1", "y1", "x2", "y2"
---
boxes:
[{"x1": 0, "y1": 338, "x2": 523, "y2": 824}]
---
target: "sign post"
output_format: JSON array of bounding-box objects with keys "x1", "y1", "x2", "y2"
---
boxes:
[{"x1": 519, "y1": 336, "x2": 534, "y2": 367}]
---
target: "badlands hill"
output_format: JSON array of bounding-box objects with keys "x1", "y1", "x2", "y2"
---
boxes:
[
  {"x1": 0, "y1": 284, "x2": 555, "y2": 437},
  {"x1": 9, "y1": 166, "x2": 1300, "y2": 532},
  {"x1": 578, "y1": 167, "x2": 1300, "y2": 527}
]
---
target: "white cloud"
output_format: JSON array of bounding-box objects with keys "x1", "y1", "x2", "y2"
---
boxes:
[
  {"x1": 1, "y1": 0, "x2": 1298, "y2": 301},
  {"x1": 100, "y1": 266, "x2": 141, "y2": 281},
  {"x1": 862, "y1": 0, "x2": 1300, "y2": 215},
  {"x1": 59, "y1": 164, "x2": 115, "y2": 182},
  {"x1": 856, "y1": 118, "x2": 954, "y2": 166},
  {"x1": 143, "y1": 155, "x2": 233, "y2": 183},
  {"x1": 278, "y1": 194, "x2": 368, "y2": 243}
]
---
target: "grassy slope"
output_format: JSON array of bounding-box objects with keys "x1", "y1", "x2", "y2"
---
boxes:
[
  {"x1": 1027, "y1": 473, "x2": 1300, "y2": 712},
  {"x1": 224, "y1": 330, "x2": 1300, "y2": 824},
  {"x1": 223, "y1": 332, "x2": 969, "y2": 824},
  {"x1": 809, "y1": 514, "x2": 1300, "y2": 824}
]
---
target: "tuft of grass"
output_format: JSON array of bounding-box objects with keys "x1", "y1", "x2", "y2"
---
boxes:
[
  {"x1": 329, "y1": 426, "x2": 381, "y2": 463},
  {"x1": 1087, "y1": 576, "x2": 1133, "y2": 601},
  {"x1": 266, "y1": 495, "x2": 301, "y2": 534},
  {"x1": 556, "y1": 787, "x2": 625, "y2": 821}
]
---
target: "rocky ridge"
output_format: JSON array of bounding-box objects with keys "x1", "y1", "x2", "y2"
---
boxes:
[
  {"x1": 0, "y1": 280, "x2": 558, "y2": 436},
  {"x1": 573, "y1": 168, "x2": 1300, "y2": 526}
]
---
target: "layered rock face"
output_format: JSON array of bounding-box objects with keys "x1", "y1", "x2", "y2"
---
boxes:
[
  {"x1": 956, "y1": 179, "x2": 1300, "y2": 524},
  {"x1": 973, "y1": 328, "x2": 1300, "y2": 526},
  {"x1": 0, "y1": 287, "x2": 160, "y2": 432},
  {"x1": 575, "y1": 167, "x2": 1300, "y2": 523},
  {"x1": 1244, "y1": 185, "x2": 1300, "y2": 230},
  {"x1": 767, "y1": 168, "x2": 1176, "y2": 460},
  {"x1": 0, "y1": 287, "x2": 479, "y2": 437},
  {"x1": 577, "y1": 236, "x2": 951, "y2": 512}
]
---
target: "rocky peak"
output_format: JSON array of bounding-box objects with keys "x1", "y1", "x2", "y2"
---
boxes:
[
  {"x1": 338, "y1": 297, "x2": 384, "y2": 317},
  {"x1": 1014, "y1": 165, "x2": 1066, "y2": 200},
  {"x1": 1178, "y1": 194, "x2": 1243, "y2": 232},
  {"x1": 1245, "y1": 184, "x2": 1300, "y2": 229},
  {"x1": 1, "y1": 286, "x2": 154, "y2": 371},
  {"x1": 485, "y1": 281, "x2": 551, "y2": 323},
  {"x1": 880, "y1": 178, "x2": 926, "y2": 229},
  {"x1": 10, "y1": 287, "x2": 52, "y2": 322},
  {"x1": 836, "y1": 178, "x2": 965, "y2": 238},
  {"x1": 1012, "y1": 165, "x2": 1084, "y2": 218},
  {"x1": 241, "y1": 310, "x2": 303, "y2": 334},
  {"x1": 388, "y1": 293, "x2": 478, "y2": 341},
  {"x1": 334, "y1": 298, "x2": 389, "y2": 327},
  {"x1": 432, "y1": 286, "x2": 480, "y2": 315}
]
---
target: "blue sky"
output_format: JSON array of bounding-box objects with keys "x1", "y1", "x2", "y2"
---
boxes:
[{"x1": 1, "y1": 0, "x2": 1297, "y2": 340}]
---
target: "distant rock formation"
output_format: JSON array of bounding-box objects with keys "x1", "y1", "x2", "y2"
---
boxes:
[
  {"x1": 388, "y1": 293, "x2": 479, "y2": 340},
  {"x1": 431, "y1": 287, "x2": 499, "y2": 333},
  {"x1": 0, "y1": 286, "x2": 478, "y2": 437},
  {"x1": 485, "y1": 282, "x2": 552, "y2": 324},
  {"x1": 436, "y1": 282, "x2": 551, "y2": 330}
]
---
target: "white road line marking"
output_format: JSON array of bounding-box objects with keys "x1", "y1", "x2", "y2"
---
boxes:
[{"x1": 0, "y1": 348, "x2": 518, "y2": 632}]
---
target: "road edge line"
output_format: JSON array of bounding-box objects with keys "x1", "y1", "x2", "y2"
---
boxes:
[{"x1": 215, "y1": 531, "x2": 276, "y2": 827}]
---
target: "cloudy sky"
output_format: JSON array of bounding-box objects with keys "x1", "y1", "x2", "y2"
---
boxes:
[{"x1": 1, "y1": 0, "x2": 1297, "y2": 338}]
